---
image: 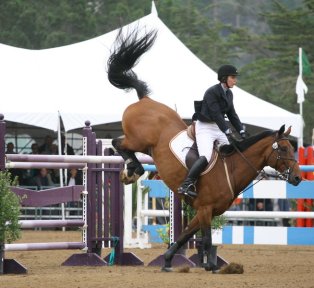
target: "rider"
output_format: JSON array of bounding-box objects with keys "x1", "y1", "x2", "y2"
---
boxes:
[{"x1": 178, "y1": 64, "x2": 248, "y2": 199}]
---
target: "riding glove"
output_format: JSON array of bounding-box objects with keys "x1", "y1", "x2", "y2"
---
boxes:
[
  {"x1": 225, "y1": 129, "x2": 237, "y2": 144},
  {"x1": 240, "y1": 131, "x2": 249, "y2": 139}
]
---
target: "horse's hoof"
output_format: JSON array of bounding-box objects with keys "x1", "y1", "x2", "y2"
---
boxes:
[
  {"x1": 212, "y1": 269, "x2": 220, "y2": 274},
  {"x1": 204, "y1": 265, "x2": 219, "y2": 273},
  {"x1": 119, "y1": 170, "x2": 141, "y2": 185},
  {"x1": 119, "y1": 170, "x2": 133, "y2": 184},
  {"x1": 161, "y1": 267, "x2": 173, "y2": 272}
]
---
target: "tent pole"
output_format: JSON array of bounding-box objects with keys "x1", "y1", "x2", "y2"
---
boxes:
[{"x1": 57, "y1": 113, "x2": 66, "y2": 231}]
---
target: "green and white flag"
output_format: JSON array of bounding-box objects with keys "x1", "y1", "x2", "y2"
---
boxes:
[{"x1": 296, "y1": 48, "x2": 311, "y2": 104}]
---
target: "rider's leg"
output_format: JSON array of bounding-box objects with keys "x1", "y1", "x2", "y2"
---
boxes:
[
  {"x1": 178, "y1": 121, "x2": 215, "y2": 198},
  {"x1": 178, "y1": 155, "x2": 208, "y2": 197}
]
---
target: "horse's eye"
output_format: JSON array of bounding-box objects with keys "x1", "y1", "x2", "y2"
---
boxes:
[{"x1": 280, "y1": 146, "x2": 288, "y2": 152}]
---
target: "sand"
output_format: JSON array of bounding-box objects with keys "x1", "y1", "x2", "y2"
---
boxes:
[{"x1": 2, "y1": 231, "x2": 314, "y2": 288}]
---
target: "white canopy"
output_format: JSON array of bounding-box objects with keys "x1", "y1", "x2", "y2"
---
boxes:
[{"x1": 0, "y1": 2, "x2": 303, "y2": 139}]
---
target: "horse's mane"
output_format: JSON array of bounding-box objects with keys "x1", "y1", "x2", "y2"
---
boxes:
[{"x1": 236, "y1": 130, "x2": 276, "y2": 152}]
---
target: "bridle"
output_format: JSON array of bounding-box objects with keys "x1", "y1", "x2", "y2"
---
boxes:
[
  {"x1": 265, "y1": 137, "x2": 298, "y2": 181},
  {"x1": 231, "y1": 134, "x2": 298, "y2": 195}
]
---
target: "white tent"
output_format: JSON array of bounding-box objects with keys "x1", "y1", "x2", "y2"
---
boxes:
[{"x1": 0, "y1": 2, "x2": 303, "y2": 141}]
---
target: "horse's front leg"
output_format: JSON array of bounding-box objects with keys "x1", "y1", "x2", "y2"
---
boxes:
[
  {"x1": 162, "y1": 216, "x2": 200, "y2": 272},
  {"x1": 197, "y1": 206, "x2": 218, "y2": 272},
  {"x1": 200, "y1": 226, "x2": 218, "y2": 272},
  {"x1": 112, "y1": 136, "x2": 144, "y2": 184}
]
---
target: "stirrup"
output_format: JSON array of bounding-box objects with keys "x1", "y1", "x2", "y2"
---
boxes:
[{"x1": 178, "y1": 183, "x2": 197, "y2": 199}]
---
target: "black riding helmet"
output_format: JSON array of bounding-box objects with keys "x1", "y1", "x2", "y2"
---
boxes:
[{"x1": 218, "y1": 65, "x2": 239, "y2": 82}]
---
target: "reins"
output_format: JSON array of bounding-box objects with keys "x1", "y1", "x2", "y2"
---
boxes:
[
  {"x1": 228, "y1": 142, "x2": 265, "y2": 196},
  {"x1": 228, "y1": 135, "x2": 297, "y2": 197}
]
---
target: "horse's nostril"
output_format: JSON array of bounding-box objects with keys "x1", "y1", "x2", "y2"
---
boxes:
[{"x1": 294, "y1": 176, "x2": 301, "y2": 185}]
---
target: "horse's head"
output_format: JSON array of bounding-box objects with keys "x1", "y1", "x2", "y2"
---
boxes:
[{"x1": 266, "y1": 125, "x2": 302, "y2": 186}]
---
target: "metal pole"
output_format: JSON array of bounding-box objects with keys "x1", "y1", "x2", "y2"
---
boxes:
[
  {"x1": 57, "y1": 114, "x2": 65, "y2": 231},
  {"x1": 0, "y1": 114, "x2": 6, "y2": 171},
  {"x1": 298, "y1": 47, "x2": 304, "y2": 147}
]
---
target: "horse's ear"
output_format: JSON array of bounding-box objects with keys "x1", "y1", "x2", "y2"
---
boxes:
[
  {"x1": 278, "y1": 125, "x2": 285, "y2": 136},
  {"x1": 284, "y1": 126, "x2": 292, "y2": 137}
]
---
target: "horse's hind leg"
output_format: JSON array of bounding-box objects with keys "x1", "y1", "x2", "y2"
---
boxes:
[
  {"x1": 162, "y1": 215, "x2": 200, "y2": 272},
  {"x1": 112, "y1": 136, "x2": 144, "y2": 184}
]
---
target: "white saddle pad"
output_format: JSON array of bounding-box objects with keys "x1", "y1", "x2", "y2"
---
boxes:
[
  {"x1": 169, "y1": 130, "x2": 193, "y2": 170},
  {"x1": 169, "y1": 130, "x2": 218, "y2": 175}
]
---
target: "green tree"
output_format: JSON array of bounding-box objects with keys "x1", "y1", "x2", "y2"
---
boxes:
[
  {"x1": 233, "y1": 0, "x2": 314, "y2": 143},
  {"x1": 92, "y1": 0, "x2": 149, "y2": 34},
  {"x1": 156, "y1": 0, "x2": 235, "y2": 71},
  {"x1": 0, "y1": 171, "x2": 21, "y2": 275},
  {"x1": 0, "y1": 0, "x2": 97, "y2": 48}
]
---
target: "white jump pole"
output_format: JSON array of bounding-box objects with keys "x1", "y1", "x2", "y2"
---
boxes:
[
  {"x1": 139, "y1": 210, "x2": 314, "y2": 219},
  {"x1": 5, "y1": 242, "x2": 85, "y2": 251},
  {"x1": 16, "y1": 220, "x2": 85, "y2": 229},
  {"x1": 223, "y1": 211, "x2": 314, "y2": 219},
  {"x1": 6, "y1": 154, "x2": 153, "y2": 164}
]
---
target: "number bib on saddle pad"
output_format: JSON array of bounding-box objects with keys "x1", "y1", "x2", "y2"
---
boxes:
[{"x1": 169, "y1": 130, "x2": 218, "y2": 175}]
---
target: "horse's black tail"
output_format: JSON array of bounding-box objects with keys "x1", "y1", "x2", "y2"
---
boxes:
[{"x1": 107, "y1": 27, "x2": 157, "y2": 100}]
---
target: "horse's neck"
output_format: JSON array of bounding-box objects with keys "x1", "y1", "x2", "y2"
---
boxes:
[{"x1": 230, "y1": 139, "x2": 270, "y2": 196}]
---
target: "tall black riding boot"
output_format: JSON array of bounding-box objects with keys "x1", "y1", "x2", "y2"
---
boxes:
[{"x1": 178, "y1": 156, "x2": 208, "y2": 198}]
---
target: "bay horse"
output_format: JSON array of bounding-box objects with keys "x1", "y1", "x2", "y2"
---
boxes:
[{"x1": 108, "y1": 27, "x2": 302, "y2": 271}]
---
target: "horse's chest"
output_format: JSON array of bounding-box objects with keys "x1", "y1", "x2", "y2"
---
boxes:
[{"x1": 212, "y1": 192, "x2": 234, "y2": 216}]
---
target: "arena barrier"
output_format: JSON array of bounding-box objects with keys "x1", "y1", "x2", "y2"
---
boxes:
[
  {"x1": 0, "y1": 115, "x2": 153, "y2": 273},
  {"x1": 125, "y1": 166, "x2": 314, "y2": 248}
]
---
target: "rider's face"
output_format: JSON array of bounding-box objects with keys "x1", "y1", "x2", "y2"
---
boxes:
[{"x1": 227, "y1": 75, "x2": 237, "y2": 88}]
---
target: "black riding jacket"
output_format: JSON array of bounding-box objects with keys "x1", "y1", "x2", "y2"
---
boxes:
[{"x1": 193, "y1": 83, "x2": 243, "y2": 133}]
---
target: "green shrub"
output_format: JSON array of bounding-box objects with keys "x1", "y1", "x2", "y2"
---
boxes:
[{"x1": 0, "y1": 171, "x2": 21, "y2": 244}]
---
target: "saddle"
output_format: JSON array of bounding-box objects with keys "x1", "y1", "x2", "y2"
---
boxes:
[{"x1": 186, "y1": 122, "x2": 236, "y2": 170}]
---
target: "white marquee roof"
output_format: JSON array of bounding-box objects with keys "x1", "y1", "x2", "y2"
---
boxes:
[{"x1": 0, "y1": 3, "x2": 303, "y2": 138}]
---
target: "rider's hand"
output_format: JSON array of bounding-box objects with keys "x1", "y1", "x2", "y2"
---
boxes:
[
  {"x1": 240, "y1": 131, "x2": 249, "y2": 139},
  {"x1": 225, "y1": 129, "x2": 237, "y2": 144}
]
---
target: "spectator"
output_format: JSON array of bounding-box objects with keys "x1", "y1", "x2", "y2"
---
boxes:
[
  {"x1": 248, "y1": 198, "x2": 273, "y2": 226},
  {"x1": 228, "y1": 198, "x2": 243, "y2": 225},
  {"x1": 6, "y1": 142, "x2": 16, "y2": 154},
  {"x1": 39, "y1": 135, "x2": 54, "y2": 154},
  {"x1": 67, "y1": 168, "x2": 82, "y2": 186},
  {"x1": 66, "y1": 168, "x2": 83, "y2": 213},
  {"x1": 6, "y1": 142, "x2": 24, "y2": 184},
  {"x1": 31, "y1": 168, "x2": 54, "y2": 188},
  {"x1": 30, "y1": 143, "x2": 39, "y2": 154},
  {"x1": 51, "y1": 144, "x2": 59, "y2": 155},
  {"x1": 26, "y1": 142, "x2": 40, "y2": 182}
]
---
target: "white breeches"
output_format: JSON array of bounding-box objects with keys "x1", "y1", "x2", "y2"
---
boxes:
[{"x1": 195, "y1": 120, "x2": 229, "y2": 162}]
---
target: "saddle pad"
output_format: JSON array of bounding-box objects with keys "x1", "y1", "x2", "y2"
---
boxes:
[
  {"x1": 169, "y1": 130, "x2": 194, "y2": 169},
  {"x1": 169, "y1": 130, "x2": 218, "y2": 175}
]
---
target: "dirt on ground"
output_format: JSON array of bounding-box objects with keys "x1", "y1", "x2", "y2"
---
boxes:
[{"x1": 2, "y1": 231, "x2": 314, "y2": 288}]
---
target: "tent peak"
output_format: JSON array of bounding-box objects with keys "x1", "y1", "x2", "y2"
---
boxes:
[{"x1": 151, "y1": 1, "x2": 158, "y2": 16}]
